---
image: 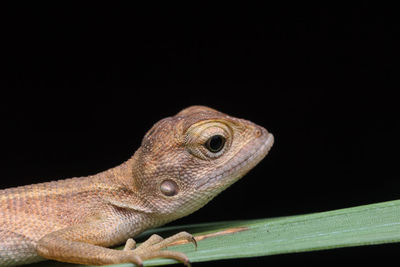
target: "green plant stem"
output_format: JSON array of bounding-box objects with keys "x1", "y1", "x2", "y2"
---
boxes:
[{"x1": 30, "y1": 199, "x2": 400, "y2": 267}]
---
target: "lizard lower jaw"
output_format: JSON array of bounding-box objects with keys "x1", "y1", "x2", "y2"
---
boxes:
[{"x1": 228, "y1": 132, "x2": 274, "y2": 182}]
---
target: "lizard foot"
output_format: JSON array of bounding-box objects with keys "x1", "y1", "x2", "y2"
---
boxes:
[{"x1": 124, "y1": 231, "x2": 197, "y2": 267}]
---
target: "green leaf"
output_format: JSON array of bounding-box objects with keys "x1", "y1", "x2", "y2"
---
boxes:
[{"x1": 30, "y1": 199, "x2": 400, "y2": 267}]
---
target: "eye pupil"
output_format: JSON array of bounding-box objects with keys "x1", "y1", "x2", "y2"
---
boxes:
[{"x1": 206, "y1": 135, "x2": 226, "y2": 153}]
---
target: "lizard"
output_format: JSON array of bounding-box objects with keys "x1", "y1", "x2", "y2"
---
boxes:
[{"x1": 0, "y1": 105, "x2": 274, "y2": 266}]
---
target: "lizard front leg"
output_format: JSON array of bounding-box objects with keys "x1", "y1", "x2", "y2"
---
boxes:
[
  {"x1": 36, "y1": 221, "x2": 196, "y2": 266},
  {"x1": 36, "y1": 221, "x2": 142, "y2": 266}
]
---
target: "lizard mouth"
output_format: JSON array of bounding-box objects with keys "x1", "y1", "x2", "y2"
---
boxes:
[{"x1": 196, "y1": 130, "x2": 274, "y2": 190}]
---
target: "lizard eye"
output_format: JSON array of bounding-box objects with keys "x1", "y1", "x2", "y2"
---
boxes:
[
  {"x1": 160, "y1": 179, "x2": 179, "y2": 196},
  {"x1": 205, "y1": 135, "x2": 226, "y2": 153},
  {"x1": 185, "y1": 122, "x2": 232, "y2": 160}
]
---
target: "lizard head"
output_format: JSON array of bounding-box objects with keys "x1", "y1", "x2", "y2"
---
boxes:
[{"x1": 132, "y1": 106, "x2": 274, "y2": 222}]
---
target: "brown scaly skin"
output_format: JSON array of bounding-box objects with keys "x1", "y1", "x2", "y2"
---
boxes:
[{"x1": 0, "y1": 106, "x2": 274, "y2": 266}]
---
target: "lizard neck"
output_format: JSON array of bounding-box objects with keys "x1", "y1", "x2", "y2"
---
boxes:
[
  {"x1": 109, "y1": 154, "x2": 138, "y2": 191},
  {"x1": 92, "y1": 152, "x2": 160, "y2": 214}
]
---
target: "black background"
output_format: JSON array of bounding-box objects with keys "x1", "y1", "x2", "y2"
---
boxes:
[{"x1": 1, "y1": 3, "x2": 399, "y2": 266}]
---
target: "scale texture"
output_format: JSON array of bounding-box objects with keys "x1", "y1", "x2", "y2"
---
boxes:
[{"x1": 0, "y1": 106, "x2": 274, "y2": 266}]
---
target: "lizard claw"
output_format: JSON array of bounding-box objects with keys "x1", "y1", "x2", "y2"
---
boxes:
[{"x1": 190, "y1": 235, "x2": 197, "y2": 250}]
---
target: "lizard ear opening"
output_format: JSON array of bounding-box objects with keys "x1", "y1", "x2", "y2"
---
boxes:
[{"x1": 160, "y1": 180, "x2": 179, "y2": 197}]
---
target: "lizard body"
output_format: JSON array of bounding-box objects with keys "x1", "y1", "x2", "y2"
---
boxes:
[{"x1": 0, "y1": 106, "x2": 274, "y2": 266}]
